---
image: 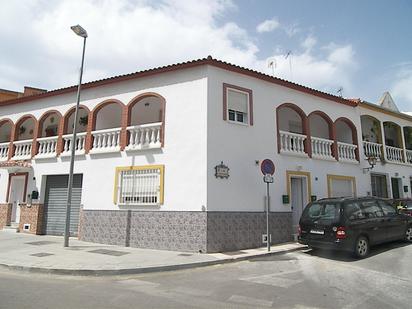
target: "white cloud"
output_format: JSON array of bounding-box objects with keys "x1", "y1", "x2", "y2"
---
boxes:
[
  {"x1": 256, "y1": 18, "x2": 280, "y2": 33},
  {"x1": 0, "y1": 0, "x2": 357, "y2": 101},
  {"x1": 391, "y1": 68, "x2": 412, "y2": 112}
]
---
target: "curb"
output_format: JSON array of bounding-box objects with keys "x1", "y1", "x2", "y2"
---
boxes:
[{"x1": 0, "y1": 245, "x2": 306, "y2": 277}]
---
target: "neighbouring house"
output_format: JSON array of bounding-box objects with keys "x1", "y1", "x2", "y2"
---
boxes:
[{"x1": 0, "y1": 56, "x2": 411, "y2": 252}]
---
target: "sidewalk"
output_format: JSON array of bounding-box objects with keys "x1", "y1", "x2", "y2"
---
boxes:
[{"x1": 0, "y1": 230, "x2": 306, "y2": 276}]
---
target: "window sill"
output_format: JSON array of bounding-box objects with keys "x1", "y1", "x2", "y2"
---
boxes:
[{"x1": 226, "y1": 120, "x2": 249, "y2": 126}]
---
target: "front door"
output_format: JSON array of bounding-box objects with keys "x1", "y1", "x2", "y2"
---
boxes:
[
  {"x1": 391, "y1": 178, "x2": 401, "y2": 199},
  {"x1": 8, "y1": 175, "x2": 26, "y2": 223},
  {"x1": 291, "y1": 177, "x2": 307, "y2": 233}
]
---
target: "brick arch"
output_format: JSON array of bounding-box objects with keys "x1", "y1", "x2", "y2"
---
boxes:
[
  {"x1": 276, "y1": 102, "x2": 309, "y2": 155},
  {"x1": 0, "y1": 118, "x2": 15, "y2": 143},
  {"x1": 360, "y1": 114, "x2": 383, "y2": 144},
  {"x1": 37, "y1": 110, "x2": 62, "y2": 138},
  {"x1": 90, "y1": 99, "x2": 125, "y2": 131},
  {"x1": 308, "y1": 110, "x2": 334, "y2": 139},
  {"x1": 126, "y1": 93, "x2": 166, "y2": 147},
  {"x1": 383, "y1": 121, "x2": 403, "y2": 148},
  {"x1": 13, "y1": 114, "x2": 37, "y2": 141},
  {"x1": 62, "y1": 104, "x2": 90, "y2": 134},
  {"x1": 334, "y1": 117, "x2": 359, "y2": 161}
]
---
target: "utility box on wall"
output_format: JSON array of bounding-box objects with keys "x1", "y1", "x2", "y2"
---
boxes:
[{"x1": 282, "y1": 195, "x2": 289, "y2": 204}]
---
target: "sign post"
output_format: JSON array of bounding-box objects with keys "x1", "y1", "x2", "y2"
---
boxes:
[{"x1": 260, "y1": 159, "x2": 275, "y2": 252}]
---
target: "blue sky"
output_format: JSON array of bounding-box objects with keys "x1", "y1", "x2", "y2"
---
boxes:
[{"x1": 1, "y1": 0, "x2": 411, "y2": 111}]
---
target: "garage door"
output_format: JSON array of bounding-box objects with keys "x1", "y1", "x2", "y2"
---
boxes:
[
  {"x1": 43, "y1": 174, "x2": 83, "y2": 236},
  {"x1": 329, "y1": 176, "x2": 355, "y2": 198}
]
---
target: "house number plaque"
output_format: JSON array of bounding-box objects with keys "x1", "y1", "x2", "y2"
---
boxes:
[{"x1": 215, "y1": 162, "x2": 229, "y2": 179}]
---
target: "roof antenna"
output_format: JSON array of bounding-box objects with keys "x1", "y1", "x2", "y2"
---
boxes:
[
  {"x1": 285, "y1": 51, "x2": 293, "y2": 80},
  {"x1": 337, "y1": 87, "x2": 343, "y2": 98},
  {"x1": 267, "y1": 58, "x2": 277, "y2": 76}
]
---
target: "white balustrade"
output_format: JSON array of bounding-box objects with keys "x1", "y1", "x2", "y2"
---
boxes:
[
  {"x1": 0, "y1": 142, "x2": 9, "y2": 161},
  {"x1": 36, "y1": 136, "x2": 58, "y2": 158},
  {"x1": 279, "y1": 130, "x2": 307, "y2": 156},
  {"x1": 406, "y1": 150, "x2": 412, "y2": 164},
  {"x1": 12, "y1": 140, "x2": 32, "y2": 159},
  {"x1": 62, "y1": 132, "x2": 87, "y2": 155},
  {"x1": 126, "y1": 122, "x2": 162, "y2": 150},
  {"x1": 386, "y1": 146, "x2": 404, "y2": 163},
  {"x1": 338, "y1": 142, "x2": 358, "y2": 162},
  {"x1": 311, "y1": 137, "x2": 334, "y2": 159},
  {"x1": 363, "y1": 141, "x2": 383, "y2": 159},
  {"x1": 91, "y1": 128, "x2": 121, "y2": 153}
]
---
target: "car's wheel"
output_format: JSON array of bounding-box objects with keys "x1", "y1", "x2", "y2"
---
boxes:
[
  {"x1": 405, "y1": 226, "x2": 412, "y2": 242},
  {"x1": 354, "y1": 236, "x2": 369, "y2": 258}
]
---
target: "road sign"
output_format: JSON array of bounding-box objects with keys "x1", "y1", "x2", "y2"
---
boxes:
[
  {"x1": 263, "y1": 174, "x2": 274, "y2": 183},
  {"x1": 260, "y1": 159, "x2": 275, "y2": 175}
]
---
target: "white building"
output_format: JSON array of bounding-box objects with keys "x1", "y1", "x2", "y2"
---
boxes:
[{"x1": 0, "y1": 56, "x2": 411, "y2": 252}]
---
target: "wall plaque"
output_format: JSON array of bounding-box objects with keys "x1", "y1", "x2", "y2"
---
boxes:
[{"x1": 215, "y1": 161, "x2": 229, "y2": 179}]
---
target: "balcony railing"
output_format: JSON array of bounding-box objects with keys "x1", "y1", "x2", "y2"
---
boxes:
[
  {"x1": 36, "y1": 136, "x2": 58, "y2": 158},
  {"x1": 338, "y1": 142, "x2": 357, "y2": 162},
  {"x1": 90, "y1": 127, "x2": 121, "y2": 153},
  {"x1": 61, "y1": 132, "x2": 87, "y2": 156},
  {"x1": 363, "y1": 141, "x2": 383, "y2": 159},
  {"x1": 12, "y1": 140, "x2": 32, "y2": 160},
  {"x1": 279, "y1": 130, "x2": 307, "y2": 156},
  {"x1": 311, "y1": 137, "x2": 334, "y2": 160},
  {"x1": 406, "y1": 150, "x2": 412, "y2": 164},
  {"x1": 386, "y1": 146, "x2": 404, "y2": 163},
  {"x1": 0, "y1": 142, "x2": 9, "y2": 161},
  {"x1": 126, "y1": 122, "x2": 162, "y2": 150}
]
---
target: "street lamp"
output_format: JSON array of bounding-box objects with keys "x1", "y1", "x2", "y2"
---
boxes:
[{"x1": 64, "y1": 25, "x2": 87, "y2": 247}]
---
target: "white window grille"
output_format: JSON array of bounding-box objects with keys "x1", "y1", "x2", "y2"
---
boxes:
[
  {"x1": 117, "y1": 167, "x2": 162, "y2": 205},
  {"x1": 227, "y1": 88, "x2": 249, "y2": 124}
]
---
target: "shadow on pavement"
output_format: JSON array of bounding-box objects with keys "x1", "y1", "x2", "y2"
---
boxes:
[{"x1": 303, "y1": 241, "x2": 411, "y2": 262}]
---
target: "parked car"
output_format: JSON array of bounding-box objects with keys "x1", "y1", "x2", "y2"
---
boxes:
[
  {"x1": 391, "y1": 199, "x2": 412, "y2": 216},
  {"x1": 298, "y1": 197, "x2": 412, "y2": 258}
]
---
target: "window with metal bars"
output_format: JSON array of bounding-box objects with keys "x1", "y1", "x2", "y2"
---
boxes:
[{"x1": 116, "y1": 167, "x2": 163, "y2": 206}]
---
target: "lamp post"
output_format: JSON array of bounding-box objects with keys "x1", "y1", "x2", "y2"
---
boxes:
[{"x1": 64, "y1": 25, "x2": 87, "y2": 247}]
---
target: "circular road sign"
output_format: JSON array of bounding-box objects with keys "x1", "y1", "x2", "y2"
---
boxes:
[{"x1": 261, "y1": 159, "x2": 275, "y2": 175}]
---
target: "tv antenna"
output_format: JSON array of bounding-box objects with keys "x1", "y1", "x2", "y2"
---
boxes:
[
  {"x1": 337, "y1": 87, "x2": 343, "y2": 97},
  {"x1": 285, "y1": 50, "x2": 293, "y2": 79}
]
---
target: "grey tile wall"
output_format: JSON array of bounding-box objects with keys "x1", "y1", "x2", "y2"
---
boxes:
[{"x1": 79, "y1": 210, "x2": 292, "y2": 253}]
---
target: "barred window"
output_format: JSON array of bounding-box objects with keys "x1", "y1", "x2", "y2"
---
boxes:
[{"x1": 115, "y1": 166, "x2": 164, "y2": 206}]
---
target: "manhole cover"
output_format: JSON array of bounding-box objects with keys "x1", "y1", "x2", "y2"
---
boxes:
[
  {"x1": 26, "y1": 241, "x2": 56, "y2": 246},
  {"x1": 88, "y1": 249, "x2": 130, "y2": 256},
  {"x1": 30, "y1": 252, "x2": 54, "y2": 257}
]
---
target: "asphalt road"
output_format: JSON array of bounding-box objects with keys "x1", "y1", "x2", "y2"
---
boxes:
[{"x1": 1, "y1": 241, "x2": 411, "y2": 309}]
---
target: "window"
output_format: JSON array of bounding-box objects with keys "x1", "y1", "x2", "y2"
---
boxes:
[
  {"x1": 344, "y1": 202, "x2": 365, "y2": 221},
  {"x1": 223, "y1": 83, "x2": 253, "y2": 125},
  {"x1": 378, "y1": 200, "x2": 397, "y2": 216},
  {"x1": 114, "y1": 165, "x2": 164, "y2": 206},
  {"x1": 371, "y1": 174, "x2": 388, "y2": 198},
  {"x1": 360, "y1": 200, "x2": 384, "y2": 218}
]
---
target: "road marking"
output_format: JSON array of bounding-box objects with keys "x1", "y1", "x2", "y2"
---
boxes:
[{"x1": 228, "y1": 295, "x2": 273, "y2": 307}]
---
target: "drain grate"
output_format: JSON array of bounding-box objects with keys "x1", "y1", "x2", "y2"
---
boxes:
[
  {"x1": 30, "y1": 252, "x2": 54, "y2": 257},
  {"x1": 26, "y1": 241, "x2": 57, "y2": 246},
  {"x1": 88, "y1": 249, "x2": 130, "y2": 256},
  {"x1": 178, "y1": 253, "x2": 193, "y2": 257}
]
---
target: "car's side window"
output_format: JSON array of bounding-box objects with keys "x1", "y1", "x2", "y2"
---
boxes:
[
  {"x1": 344, "y1": 202, "x2": 365, "y2": 221},
  {"x1": 378, "y1": 201, "x2": 397, "y2": 216},
  {"x1": 361, "y1": 200, "x2": 384, "y2": 218}
]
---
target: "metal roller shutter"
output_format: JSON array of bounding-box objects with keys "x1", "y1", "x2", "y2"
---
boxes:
[{"x1": 43, "y1": 174, "x2": 83, "y2": 236}]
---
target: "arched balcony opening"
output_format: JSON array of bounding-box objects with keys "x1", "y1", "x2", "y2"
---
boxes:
[
  {"x1": 308, "y1": 112, "x2": 334, "y2": 160},
  {"x1": 91, "y1": 101, "x2": 123, "y2": 153},
  {"x1": 361, "y1": 115, "x2": 383, "y2": 160},
  {"x1": 384, "y1": 121, "x2": 404, "y2": 163},
  {"x1": 13, "y1": 115, "x2": 36, "y2": 159},
  {"x1": 36, "y1": 111, "x2": 62, "y2": 158},
  {"x1": 0, "y1": 120, "x2": 13, "y2": 160},
  {"x1": 61, "y1": 106, "x2": 89, "y2": 155},
  {"x1": 404, "y1": 127, "x2": 412, "y2": 163},
  {"x1": 126, "y1": 94, "x2": 165, "y2": 150},
  {"x1": 277, "y1": 103, "x2": 308, "y2": 156},
  {"x1": 335, "y1": 118, "x2": 358, "y2": 162}
]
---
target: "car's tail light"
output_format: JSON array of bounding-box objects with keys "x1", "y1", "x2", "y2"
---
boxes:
[
  {"x1": 298, "y1": 225, "x2": 302, "y2": 236},
  {"x1": 336, "y1": 226, "x2": 346, "y2": 239}
]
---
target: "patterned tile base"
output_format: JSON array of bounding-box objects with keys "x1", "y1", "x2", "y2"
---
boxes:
[{"x1": 79, "y1": 210, "x2": 292, "y2": 253}]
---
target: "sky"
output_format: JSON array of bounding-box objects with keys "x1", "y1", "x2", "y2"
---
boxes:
[{"x1": 1, "y1": 0, "x2": 411, "y2": 111}]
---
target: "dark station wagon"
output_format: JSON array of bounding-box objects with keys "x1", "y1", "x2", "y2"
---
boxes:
[{"x1": 298, "y1": 197, "x2": 412, "y2": 258}]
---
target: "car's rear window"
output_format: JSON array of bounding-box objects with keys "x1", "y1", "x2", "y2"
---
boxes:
[{"x1": 301, "y1": 202, "x2": 341, "y2": 223}]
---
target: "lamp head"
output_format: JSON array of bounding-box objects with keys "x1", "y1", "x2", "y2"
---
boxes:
[
  {"x1": 367, "y1": 156, "x2": 377, "y2": 168},
  {"x1": 71, "y1": 25, "x2": 88, "y2": 38}
]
